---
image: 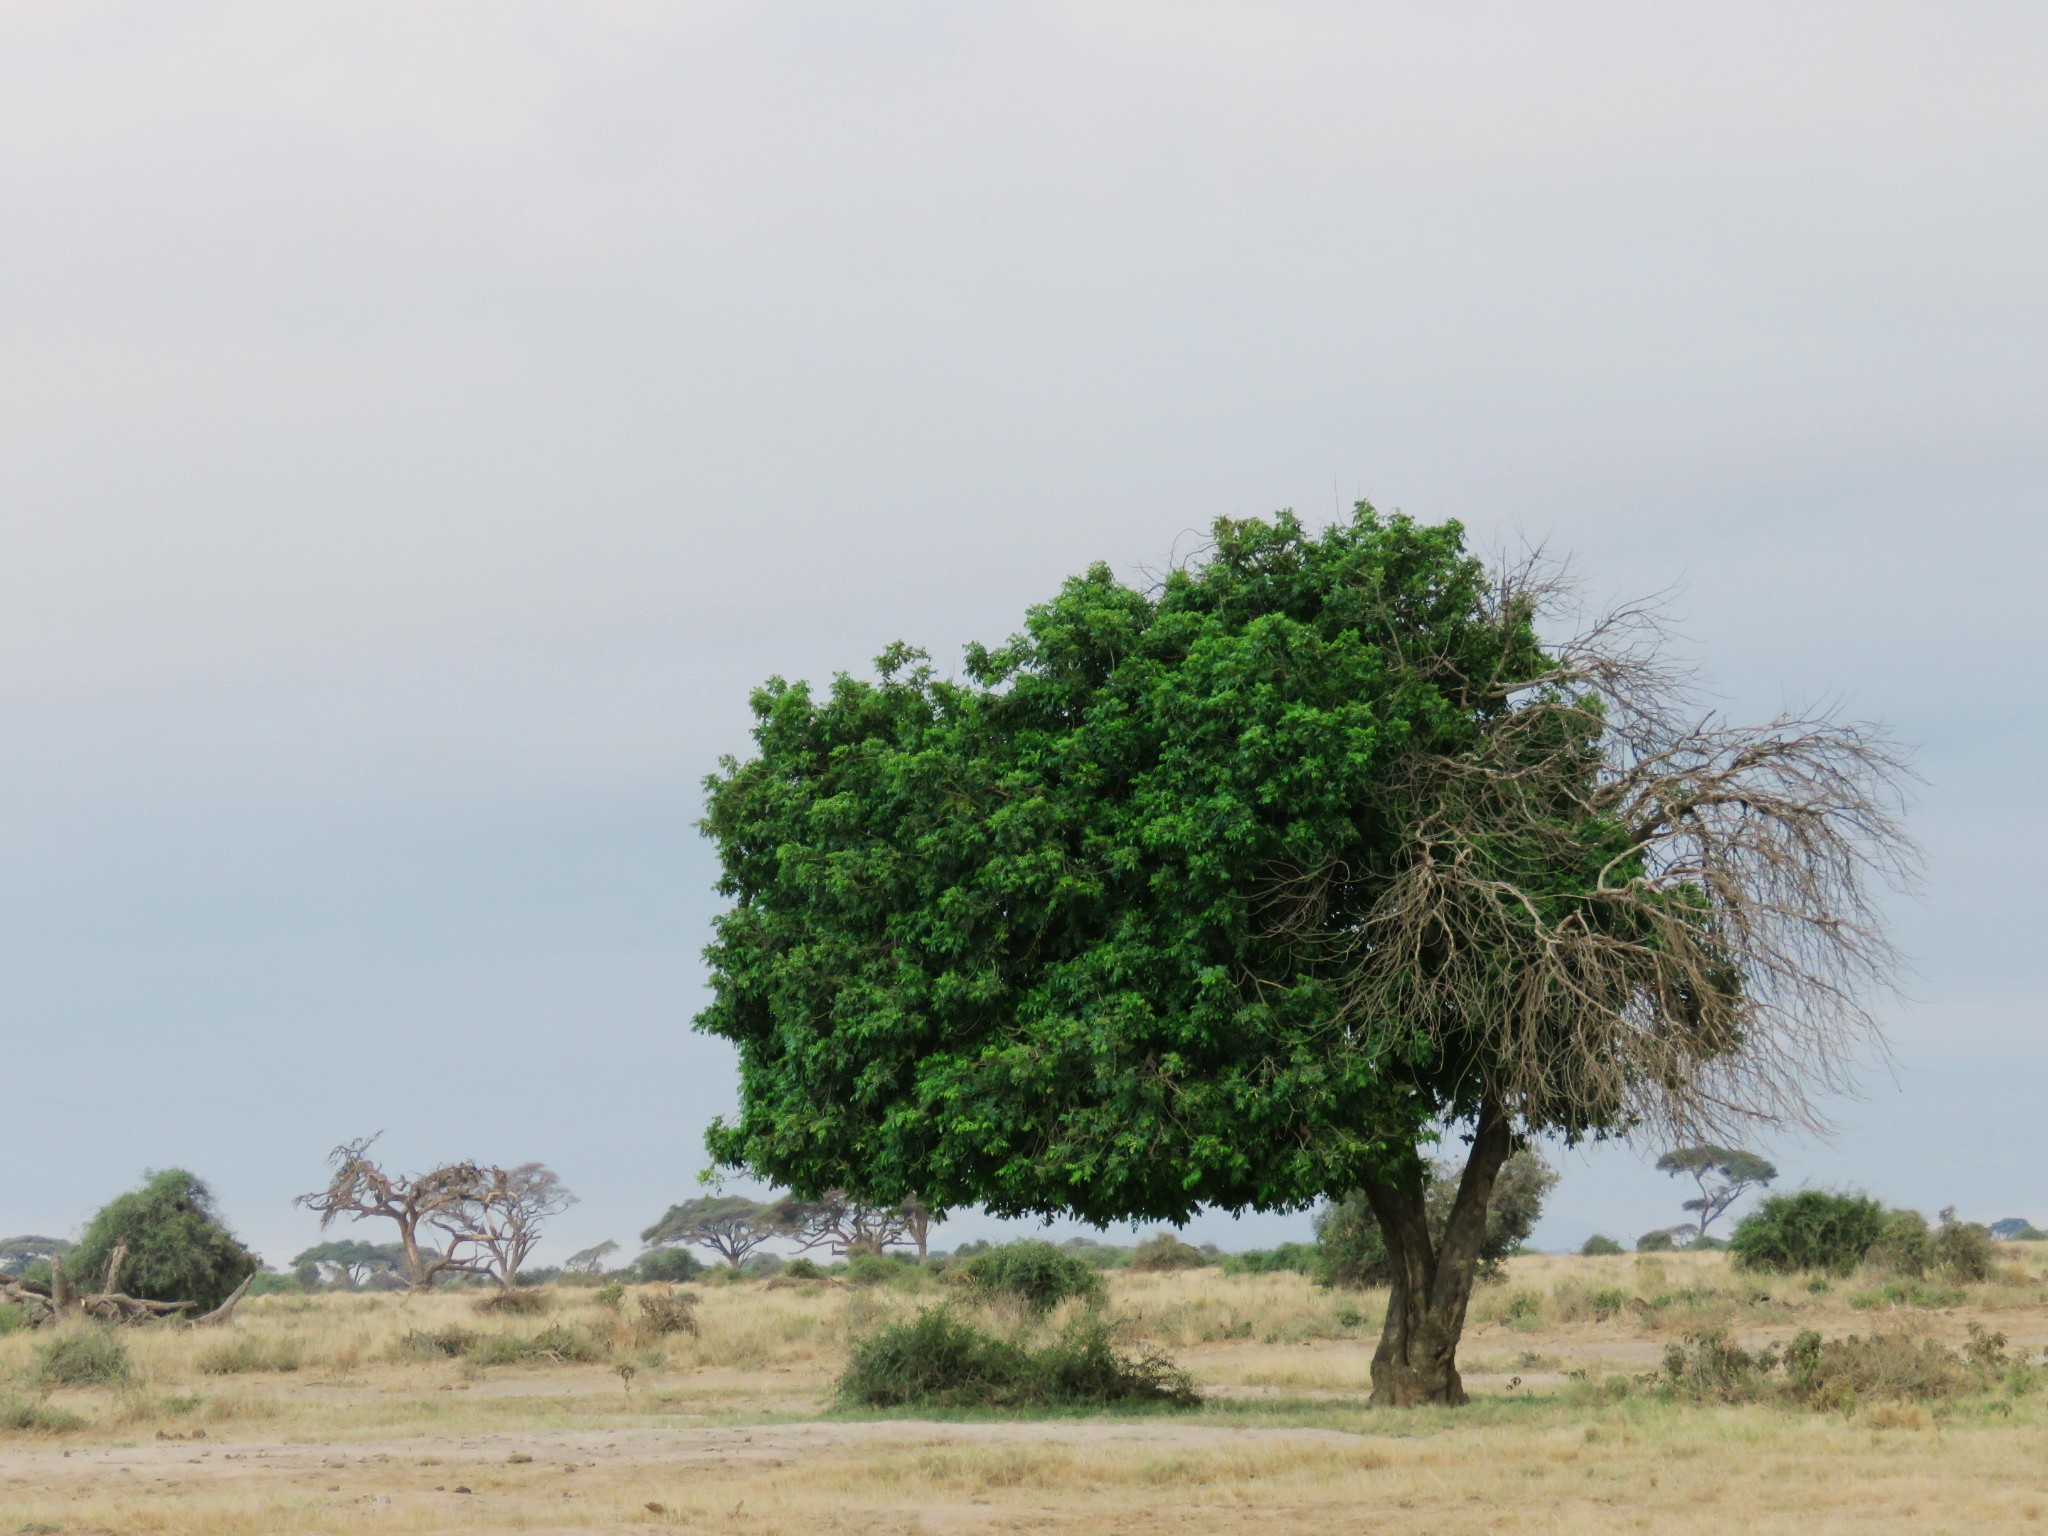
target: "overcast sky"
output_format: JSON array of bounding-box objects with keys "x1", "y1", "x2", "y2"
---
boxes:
[{"x1": 5, "y1": 2, "x2": 2044, "y2": 1266}]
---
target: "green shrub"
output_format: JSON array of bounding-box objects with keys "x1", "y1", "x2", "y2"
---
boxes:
[
  {"x1": 69, "y1": 1169, "x2": 258, "y2": 1313},
  {"x1": 1635, "y1": 1229, "x2": 1677, "y2": 1252},
  {"x1": 637, "y1": 1249, "x2": 704, "y2": 1283},
  {"x1": 846, "y1": 1252, "x2": 916, "y2": 1287},
  {"x1": 960, "y1": 1242, "x2": 1104, "y2": 1313},
  {"x1": 782, "y1": 1258, "x2": 826, "y2": 1280},
  {"x1": 1219, "y1": 1242, "x2": 1319, "y2": 1276},
  {"x1": 1730, "y1": 1191, "x2": 1887, "y2": 1276},
  {"x1": 0, "y1": 1302, "x2": 33, "y2": 1335},
  {"x1": 245, "y1": 1271, "x2": 303, "y2": 1297},
  {"x1": 1865, "y1": 1208, "x2": 1932, "y2": 1276},
  {"x1": 33, "y1": 1329, "x2": 133, "y2": 1388},
  {"x1": 1931, "y1": 1208, "x2": 1995, "y2": 1283},
  {"x1": 1580, "y1": 1235, "x2": 1625, "y2": 1256},
  {"x1": 593, "y1": 1282, "x2": 625, "y2": 1310},
  {"x1": 838, "y1": 1308, "x2": 1198, "y2": 1410},
  {"x1": 0, "y1": 1395, "x2": 85, "y2": 1433},
  {"x1": 196, "y1": 1336, "x2": 304, "y2": 1375},
  {"x1": 1128, "y1": 1233, "x2": 1210, "y2": 1272}
]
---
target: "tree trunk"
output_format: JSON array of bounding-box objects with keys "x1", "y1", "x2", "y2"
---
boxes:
[{"x1": 1363, "y1": 1099, "x2": 1514, "y2": 1408}]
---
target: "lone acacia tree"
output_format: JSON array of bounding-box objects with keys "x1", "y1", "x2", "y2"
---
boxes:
[
  {"x1": 1655, "y1": 1146, "x2": 1778, "y2": 1239},
  {"x1": 296, "y1": 1136, "x2": 488, "y2": 1290},
  {"x1": 697, "y1": 507, "x2": 1913, "y2": 1405}
]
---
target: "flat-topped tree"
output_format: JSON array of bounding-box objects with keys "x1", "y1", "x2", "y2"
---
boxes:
[{"x1": 698, "y1": 507, "x2": 1913, "y2": 1405}]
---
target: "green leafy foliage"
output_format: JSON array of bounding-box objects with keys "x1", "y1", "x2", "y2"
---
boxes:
[
  {"x1": 1730, "y1": 1191, "x2": 1888, "y2": 1276},
  {"x1": 959, "y1": 1241, "x2": 1105, "y2": 1313},
  {"x1": 838, "y1": 1308, "x2": 1198, "y2": 1410},
  {"x1": 1579, "y1": 1235, "x2": 1624, "y2": 1256},
  {"x1": 636, "y1": 1248, "x2": 705, "y2": 1283},
  {"x1": 697, "y1": 509, "x2": 1562, "y2": 1226},
  {"x1": 71, "y1": 1169, "x2": 258, "y2": 1312},
  {"x1": 1314, "y1": 1149, "x2": 1557, "y2": 1287},
  {"x1": 1218, "y1": 1242, "x2": 1320, "y2": 1276}
]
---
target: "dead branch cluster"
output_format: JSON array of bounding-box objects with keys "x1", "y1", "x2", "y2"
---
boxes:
[
  {"x1": 0, "y1": 1242, "x2": 251, "y2": 1330},
  {"x1": 1262, "y1": 555, "x2": 1919, "y2": 1145},
  {"x1": 294, "y1": 1135, "x2": 575, "y2": 1290}
]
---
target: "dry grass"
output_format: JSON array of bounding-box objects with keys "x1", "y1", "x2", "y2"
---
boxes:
[{"x1": 3, "y1": 1245, "x2": 2047, "y2": 1533}]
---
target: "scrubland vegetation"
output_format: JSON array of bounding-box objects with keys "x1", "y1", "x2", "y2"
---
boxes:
[{"x1": 6, "y1": 1241, "x2": 2048, "y2": 1533}]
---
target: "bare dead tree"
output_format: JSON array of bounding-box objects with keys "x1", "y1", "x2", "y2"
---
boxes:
[
  {"x1": 1261, "y1": 555, "x2": 1917, "y2": 1404},
  {"x1": 294, "y1": 1135, "x2": 489, "y2": 1291},
  {"x1": 440, "y1": 1163, "x2": 577, "y2": 1290}
]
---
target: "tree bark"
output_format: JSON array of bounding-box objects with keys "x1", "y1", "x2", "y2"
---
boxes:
[{"x1": 1364, "y1": 1099, "x2": 1514, "y2": 1407}]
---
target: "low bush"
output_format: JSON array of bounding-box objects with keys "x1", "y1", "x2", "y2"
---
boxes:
[
  {"x1": 0, "y1": 1395, "x2": 86, "y2": 1433},
  {"x1": 1219, "y1": 1243, "x2": 1318, "y2": 1276},
  {"x1": 637, "y1": 1249, "x2": 704, "y2": 1283},
  {"x1": 839, "y1": 1308, "x2": 1198, "y2": 1410},
  {"x1": 1931, "y1": 1208, "x2": 1996, "y2": 1283},
  {"x1": 467, "y1": 1324, "x2": 607, "y2": 1366},
  {"x1": 1635, "y1": 1229, "x2": 1677, "y2": 1253},
  {"x1": 32, "y1": 1328, "x2": 133, "y2": 1388},
  {"x1": 1730, "y1": 1191, "x2": 1888, "y2": 1276},
  {"x1": 1660, "y1": 1323, "x2": 2013, "y2": 1411},
  {"x1": 195, "y1": 1336, "x2": 304, "y2": 1375},
  {"x1": 1128, "y1": 1233, "x2": 1211, "y2": 1272},
  {"x1": 635, "y1": 1288, "x2": 698, "y2": 1337},
  {"x1": 782, "y1": 1258, "x2": 826, "y2": 1281},
  {"x1": 1580, "y1": 1235, "x2": 1625, "y2": 1256},
  {"x1": 846, "y1": 1252, "x2": 918, "y2": 1287},
  {"x1": 959, "y1": 1242, "x2": 1104, "y2": 1314},
  {"x1": 393, "y1": 1326, "x2": 479, "y2": 1361},
  {"x1": 0, "y1": 1302, "x2": 33, "y2": 1335},
  {"x1": 474, "y1": 1287, "x2": 551, "y2": 1315}
]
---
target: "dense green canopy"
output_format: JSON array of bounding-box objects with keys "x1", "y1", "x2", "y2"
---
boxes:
[
  {"x1": 71, "y1": 1168, "x2": 258, "y2": 1311},
  {"x1": 697, "y1": 509, "x2": 1605, "y2": 1223}
]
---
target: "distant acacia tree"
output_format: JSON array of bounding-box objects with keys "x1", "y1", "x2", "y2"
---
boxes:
[
  {"x1": 641, "y1": 1195, "x2": 789, "y2": 1269},
  {"x1": 776, "y1": 1193, "x2": 922, "y2": 1257},
  {"x1": 296, "y1": 1136, "x2": 488, "y2": 1290},
  {"x1": 696, "y1": 508, "x2": 1916, "y2": 1405},
  {"x1": 290, "y1": 1239, "x2": 409, "y2": 1289},
  {"x1": 564, "y1": 1240, "x2": 620, "y2": 1276},
  {"x1": 1655, "y1": 1146, "x2": 1778, "y2": 1240},
  {"x1": 450, "y1": 1163, "x2": 576, "y2": 1290}
]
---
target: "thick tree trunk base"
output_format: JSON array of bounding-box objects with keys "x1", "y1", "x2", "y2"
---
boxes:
[{"x1": 1370, "y1": 1356, "x2": 1467, "y2": 1407}]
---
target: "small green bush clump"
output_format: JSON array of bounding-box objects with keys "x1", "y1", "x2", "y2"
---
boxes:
[
  {"x1": 960, "y1": 1242, "x2": 1104, "y2": 1314},
  {"x1": 782, "y1": 1258, "x2": 826, "y2": 1280},
  {"x1": 32, "y1": 1329, "x2": 133, "y2": 1388},
  {"x1": 1730, "y1": 1191, "x2": 1888, "y2": 1276},
  {"x1": 196, "y1": 1336, "x2": 304, "y2": 1375},
  {"x1": 1635, "y1": 1229, "x2": 1677, "y2": 1253},
  {"x1": 1219, "y1": 1243, "x2": 1318, "y2": 1276},
  {"x1": 839, "y1": 1308, "x2": 1198, "y2": 1410},
  {"x1": 1580, "y1": 1235, "x2": 1624, "y2": 1256},
  {"x1": 70, "y1": 1169, "x2": 258, "y2": 1313},
  {"x1": 0, "y1": 1395, "x2": 86, "y2": 1433},
  {"x1": 1128, "y1": 1233, "x2": 1210, "y2": 1272}
]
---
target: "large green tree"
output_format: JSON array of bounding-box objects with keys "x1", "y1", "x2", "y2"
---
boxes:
[
  {"x1": 70, "y1": 1169, "x2": 258, "y2": 1312},
  {"x1": 698, "y1": 508, "x2": 1911, "y2": 1404}
]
